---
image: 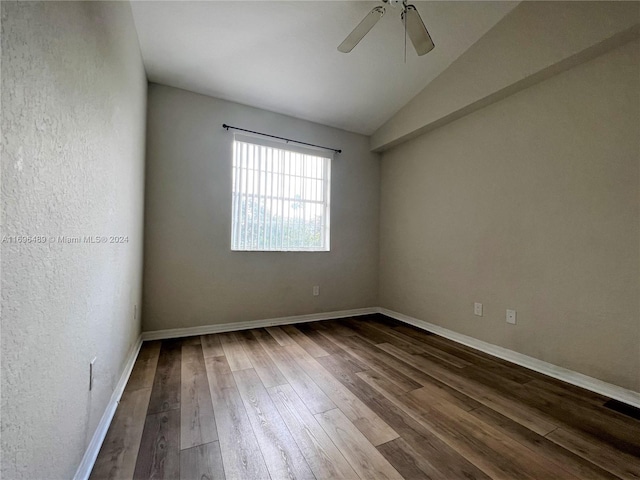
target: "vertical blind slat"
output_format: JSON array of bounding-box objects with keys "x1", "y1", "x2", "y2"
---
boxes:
[
  {"x1": 231, "y1": 138, "x2": 330, "y2": 251},
  {"x1": 242, "y1": 142, "x2": 248, "y2": 249}
]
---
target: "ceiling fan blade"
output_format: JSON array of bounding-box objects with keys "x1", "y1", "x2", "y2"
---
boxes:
[
  {"x1": 338, "y1": 6, "x2": 385, "y2": 53},
  {"x1": 402, "y1": 5, "x2": 435, "y2": 56}
]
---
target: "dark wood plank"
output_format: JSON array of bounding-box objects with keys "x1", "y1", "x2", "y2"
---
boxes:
[
  {"x1": 330, "y1": 350, "x2": 369, "y2": 374},
  {"x1": 364, "y1": 320, "x2": 472, "y2": 368},
  {"x1": 126, "y1": 341, "x2": 161, "y2": 392},
  {"x1": 345, "y1": 316, "x2": 469, "y2": 371},
  {"x1": 265, "y1": 326, "x2": 294, "y2": 346},
  {"x1": 459, "y1": 363, "x2": 640, "y2": 456},
  {"x1": 90, "y1": 388, "x2": 151, "y2": 480},
  {"x1": 355, "y1": 370, "x2": 405, "y2": 399},
  {"x1": 319, "y1": 319, "x2": 358, "y2": 336},
  {"x1": 302, "y1": 320, "x2": 330, "y2": 331},
  {"x1": 252, "y1": 328, "x2": 336, "y2": 414},
  {"x1": 285, "y1": 342, "x2": 399, "y2": 446},
  {"x1": 147, "y1": 339, "x2": 182, "y2": 414},
  {"x1": 409, "y1": 384, "x2": 485, "y2": 415},
  {"x1": 203, "y1": 354, "x2": 264, "y2": 478},
  {"x1": 339, "y1": 317, "x2": 401, "y2": 345},
  {"x1": 547, "y1": 427, "x2": 640, "y2": 479},
  {"x1": 364, "y1": 319, "x2": 437, "y2": 353},
  {"x1": 362, "y1": 348, "x2": 484, "y2": 411},
  {"x1": 362, "y1": 370, "x2": 480, "y2": 413},
  {"x1": 469, "y1": 406, "x2": 619, "y2": 480},
  {"x1": 395, "y1": 389, "x2": 579, "y2": 479},
  {"x1": 204, "y1": 355, "x2": 235, "y2": 403},
  {"x1": 180, "y1": 344, "x2": 217, "y2": 449},
  {"x1": 367, "y1": 314, "x2": 407, "y2": 329},
  {"x1": 179, "y1": 441, "x2": 225, "y2": 480},
  {"x1": 201, "y1": 334, "x2": 224, "y2": 358},
  {"x1": 527, "y1": 378, "x2": 608, "y2": 406},
  {"x1": 236, "y1": 329, "x2": 287, "y2": 388},
  {"x1": 378, "y1": 342, "x2": 558, "y2": 435},
  {"x1": 318, "y1": 330, "x2": 422, "y2": 393},
  {"x1": 377, "y1": 437, "x2": 443, "y2": 480},
  {"x1": 267, "y1": 383, "x2": 358, "y2": 479},
  {"x1": 390, "y1": 324, "x2": 534, "y2": 383},
  {"x1": 517, "y1": 385, "x2": 640, "y2": 456},
  {"x1": 604, "y1": 399, "x2": 640, "y2": 421},
  {"x1": 206, "y1": 375, "x2": 270, "y2": 479},
  {"x1": 294, "y1": 326, "x2": 372, "y2": 373},
  {"x1": 377, "y1": 320, "x2": 577, "y2": 390},
  {"x1": 317, "y1": 353, "x2": 491, "y2": 480},
  {"x1": 233, "y1": 368, "x2": 315, "y2": 480},
  {"x1": 133, "y1": 409, "x2": 180, "y2": 479},
  {"x1": 314, "y1": 408, "x2": 403, "y2": 480},
  {"x1": 295, "y1": 323, "x2": 347, "y2": 355},
  {"x1": 281, "y1": 324, "x2": 329, "y2": 357},
  {"x1": 218, "y1": 332, "x2": 252, "y2": 371}
]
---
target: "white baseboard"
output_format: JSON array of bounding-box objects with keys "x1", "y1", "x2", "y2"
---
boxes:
[
  {"x1": 73, "y1": 335, "x2": 143, "y2": 480},
  {"x1": 141, "y1": 307, "x2": 378, "y2": 341},
  {"x1": 378, "y1": 307, "x2": 640, "y2": 409}
]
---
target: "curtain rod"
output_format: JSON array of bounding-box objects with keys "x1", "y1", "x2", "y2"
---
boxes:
[{"x1": 222, "y1": 124, "x2": 342, "y2": 154}]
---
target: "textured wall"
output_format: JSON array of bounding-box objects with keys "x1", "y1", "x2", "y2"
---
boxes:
[
  {"x1": 143, "y1": 84, "x2": 380, "y2": 331},
  {"x1": 1, "y1": 2, "x2": 147, "y2": 478},
  {"x1": 379, "y1": 40, "x2": 640, "y2": 391}
]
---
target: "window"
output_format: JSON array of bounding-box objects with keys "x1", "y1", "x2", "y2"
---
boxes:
[{"x1": 231, "y1": 134, "x2": 331, "y2": 251}]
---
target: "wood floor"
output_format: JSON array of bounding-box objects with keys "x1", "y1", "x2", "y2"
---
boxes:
[{"x1": 90, "y1": 314, "x2": 640, "y2": 480}]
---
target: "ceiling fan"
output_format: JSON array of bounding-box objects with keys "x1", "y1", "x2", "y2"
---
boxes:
[{"x1": 338, "y1": 0, "x2": 435, "y2": 57}]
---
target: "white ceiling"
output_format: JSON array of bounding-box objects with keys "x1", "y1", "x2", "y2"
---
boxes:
[{"x1": 130, "y1": 1, "x2": 518, "y2": 135}]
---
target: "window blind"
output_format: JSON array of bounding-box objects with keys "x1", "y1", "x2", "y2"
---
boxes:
[{"x1": 231, "y1": 134, "x2": 331, "y2": 251}]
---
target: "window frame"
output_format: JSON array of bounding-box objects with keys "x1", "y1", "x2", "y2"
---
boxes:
[{"x1": 230, "y1": 133, "x2": 332, "y2": 252}]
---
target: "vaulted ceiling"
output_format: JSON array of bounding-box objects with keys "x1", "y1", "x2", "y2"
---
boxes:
[{"x1": 131, "y1": 1, "x2": 518, "y2": 135}]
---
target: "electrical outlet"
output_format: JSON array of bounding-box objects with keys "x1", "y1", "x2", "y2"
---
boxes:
[
  {"x1": 474, "y1": 303, "x2": 483, "y2": 316},
  {"x1": 506, "y1": 309, "x2": 517, "y2": 325},
  {"x1": 89, "y1": 357, "x2": 97, "y2": 391},
  {"x1": 313, "y1": 286, "x2": 320, "y2": 296}
]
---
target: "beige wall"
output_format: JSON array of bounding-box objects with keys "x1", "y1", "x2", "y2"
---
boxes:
[
  {"x1": 1, "y1": 2, "x2": 147, "y2": 478},
  {"x1": 379, "y1": 40, "x2": 640, "y2": 391},
  {"x1": 371, "y1": 1, "x2": 640, "y2": 151},
  {"x1": 143, "y1": 84, "x2": 380, "y2": 331}
]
